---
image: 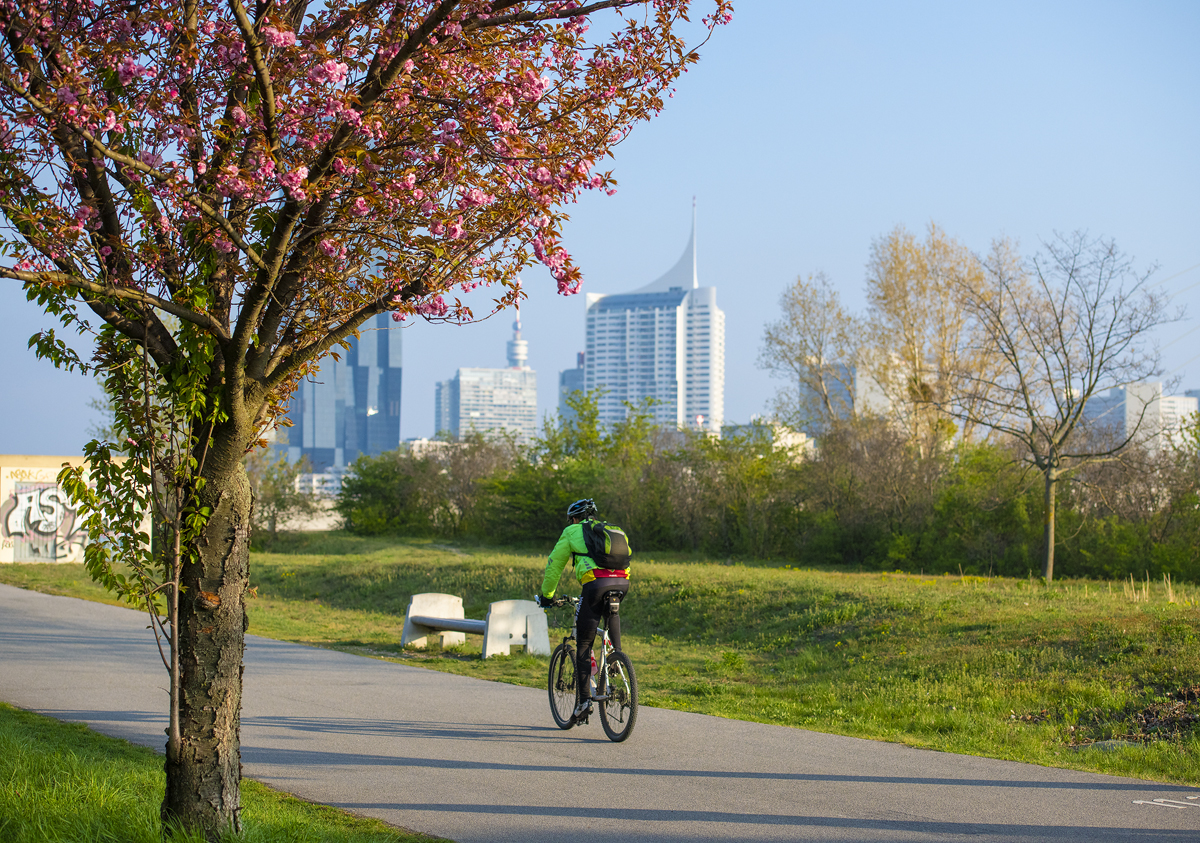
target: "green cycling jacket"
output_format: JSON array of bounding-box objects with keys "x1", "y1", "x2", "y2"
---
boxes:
[{"x1": 540, "y1": 521, "x2": 631, "y2": 597}]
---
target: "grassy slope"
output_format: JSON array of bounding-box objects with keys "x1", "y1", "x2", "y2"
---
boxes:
[
  {"x1": 2, "y1": 532, "x2": 1197, "y2": 788},
  {"x1": 0, "y1": 702, "x2": 435, "y2": 843}
]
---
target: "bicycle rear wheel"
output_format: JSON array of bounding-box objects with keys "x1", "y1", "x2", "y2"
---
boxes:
[
  {"x1": 599, "y1": 650, "x2": 638, "y2": 742},
  {"x1": 548, "y1": 643, "x2": 577, "y2": 729}
]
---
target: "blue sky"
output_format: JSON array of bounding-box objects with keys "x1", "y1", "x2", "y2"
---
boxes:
[{"x1": 3, "y1": 1, "x2": 1198, "y2": 452}]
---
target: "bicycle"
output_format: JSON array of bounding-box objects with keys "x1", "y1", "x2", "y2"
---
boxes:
[{"x1": 545, "y1": 593, "x2": 638, "y2": 742}]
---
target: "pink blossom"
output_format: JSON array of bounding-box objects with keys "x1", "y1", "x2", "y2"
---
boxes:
[
  {"x1": 279, "y1": 166, "x2": 308, "y2": 200},
  {"x1": 99, "y1": 246, "x2": 112, "y2": 256},
  {"x1": 520, "y1": 69, "x2": 551, "y2": 102},
  {"x1": 448, "y1": 221, "x2": 464, "y2": 239},
  {"x1": 57, "y1": 87, "x2": 77, "y2": 105},
  {"x1": 117, "y1": 57, "x2": 154, "y2": 86},
  {"x1": 231, "y1": 106, "x2": 248, "y2": 127},
  {"x1": 458, "y1": 187, "x2": 492, "y2": 208},
  {"x1": 532, "y1": 166, "x2": 552, "y2": 184},
  {"x1": 214, "y1": 238, "x2": 235, "y2": 254},
  {"x1": 333, "y1": 158, "x2": 358, "y2": 176},
  {"x1": 262, "y1": 26, "x2": 296, "y2": 48},
  {"x1": 391, "y1": 312, "x2": 407, "y2": 322},
  {"x1": 416, "y1": 296, "x2": 448, "y2": 317},
  {"x1": 352, "y1": 197, "x2": 369, "y2": 216},
  {"x1": 310, "y1": 60, "x2": 349, "y2": 85},
  {"x1": 319, "y1": 238, "x2": 344, "y2": 258}
]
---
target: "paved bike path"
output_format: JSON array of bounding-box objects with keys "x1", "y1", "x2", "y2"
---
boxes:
[{"x1": 2, "y1": 583, "x2": 1198, "y2": 842}]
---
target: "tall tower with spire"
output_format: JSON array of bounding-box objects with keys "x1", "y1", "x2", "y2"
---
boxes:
[
  {"x1": 435, "y1": 315, "x2": 538, "y2": 442},
  {"x1": 581, "y1": 204, "x2": 725, "y2": 433}
]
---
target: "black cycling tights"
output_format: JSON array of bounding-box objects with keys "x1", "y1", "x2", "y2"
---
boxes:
[{"x1": 574, "y1": 577, "x2": 630, "y2": 705}]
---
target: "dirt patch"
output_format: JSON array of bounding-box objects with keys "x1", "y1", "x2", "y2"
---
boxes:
[
  {"x1": 1010, "y1": 709, "x2": 1051, "y2": 724},
  {"x1": 1071, "y1": 684, "x2": 1200, "y2": 747}
]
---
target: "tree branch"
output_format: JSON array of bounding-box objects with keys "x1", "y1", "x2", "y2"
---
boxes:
[{"x1": 2, "y1": 270, "x2": 231, "y2": 343}]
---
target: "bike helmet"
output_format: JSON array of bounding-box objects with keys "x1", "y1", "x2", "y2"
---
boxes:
[{"x1": 566, "y1": 498, "x2": 597, "y2": 520}]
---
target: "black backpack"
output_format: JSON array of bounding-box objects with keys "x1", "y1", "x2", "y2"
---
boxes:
[{"x1": 580, "y1": 518, "x2": 633, "y2": 570}]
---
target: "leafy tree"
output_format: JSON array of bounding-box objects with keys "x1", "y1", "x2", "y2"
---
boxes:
[
  {"x1": 337, "y1": 449, "x2": 448, "y2": 535},
  {"x1": 438, "y1": 432, "x2": 518, "y2": 535},
  {"x1": 243, "y1": 449, "x2": 320, "y2": 541},
  {"x1": 0, "y1": 0, "x2": 731, "y2": 836}
]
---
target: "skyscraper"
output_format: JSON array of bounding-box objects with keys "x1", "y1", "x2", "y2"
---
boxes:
[
  {"x1": 583, "y1": 208, "x2": 725, "y2": 434},
  {"x1": 435, "y1": 318, "x2": 538, "y2": 442},
  {"x1": 282, "y1": 312, "x2": 403, "y2": 471},
  {"x1": 557, "y1": 352, "x2": 586, "y2": 420}
]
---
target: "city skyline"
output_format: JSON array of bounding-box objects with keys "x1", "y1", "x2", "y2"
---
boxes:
[{"x1": 1, "y1": 2, "x2": 1197, "y2": 453}]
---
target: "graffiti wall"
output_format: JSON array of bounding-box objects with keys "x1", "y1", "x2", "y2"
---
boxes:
[{"x1": 0, "y1": 457, "x2": 89, "y2": 564}]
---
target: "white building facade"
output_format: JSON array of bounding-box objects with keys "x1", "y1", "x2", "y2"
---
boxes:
[
  {"x1": 584, "y1": 214, "x2": 725, "y2": 434},
  {"x1": 1084, "y1": 382, "x2": 1199, "y2": 452},
  {"x1": 435, "y1": 319, "x2": 538, "y2": 442}
]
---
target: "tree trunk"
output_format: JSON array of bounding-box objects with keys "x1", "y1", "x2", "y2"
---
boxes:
[
  {"x1": 1041, "y1": 466, "x2": 1057, "y2": 583},
  {"x1": 161, "y1": 427, "x2": 252, "y2": 840}
]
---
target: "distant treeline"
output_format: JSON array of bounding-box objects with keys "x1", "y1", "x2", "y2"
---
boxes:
[{"x1": 334, "y1": 393, "x2": 1200, "y2": 582}]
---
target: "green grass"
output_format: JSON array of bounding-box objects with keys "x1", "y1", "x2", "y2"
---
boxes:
[
  {"x1": 0, "y1": 702, "x2": 435, "y2": 843},
  {"x1": 2, "y1": 532, "x2": 1199, "y2": 788}
]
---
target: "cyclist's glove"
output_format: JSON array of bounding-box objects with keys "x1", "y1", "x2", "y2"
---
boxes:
[{"x1": 534, "y1": 593, "x2": 551, "y2": 608}]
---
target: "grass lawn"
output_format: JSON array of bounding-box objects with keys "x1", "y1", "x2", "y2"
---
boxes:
[
  {"x1": 2, "y1": 531, "x2": 1198, "y2": 788},
  {"x1": 0, "y1": 702, "x2": 436, "y2": 843}
]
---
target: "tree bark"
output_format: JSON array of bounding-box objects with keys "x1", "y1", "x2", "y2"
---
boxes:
[
  {"x1": 1041, "y1": 466, "x2": 1057, "y2": 583},
  {"x1": 161, "y1": 425, "x2": 252, "y2": 840}
]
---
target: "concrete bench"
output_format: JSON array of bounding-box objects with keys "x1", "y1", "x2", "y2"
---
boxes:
[{"x1": 400, "y1": 593, "x2": 550, "y2": 658}]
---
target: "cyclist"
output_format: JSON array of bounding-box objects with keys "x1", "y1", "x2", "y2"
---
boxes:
[{"x1": 535, "y1": 498, "x2": 630, "y2": 722}]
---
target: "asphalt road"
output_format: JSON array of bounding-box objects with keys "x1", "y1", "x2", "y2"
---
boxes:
[{"x1": 2, "y1": 582, "x2": 1198, "y2": 842}]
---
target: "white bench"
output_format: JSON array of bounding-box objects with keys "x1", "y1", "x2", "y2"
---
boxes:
[{"x1": 400, "y1": 593, "x2": 551, "y2": 658}]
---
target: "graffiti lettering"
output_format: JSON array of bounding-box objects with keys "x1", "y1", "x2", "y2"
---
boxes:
[
  {"x1": 7, "y1": 487, "x2": 69, "y2": 536},
  {"x1": 4, "y1": 468, "x2": 59, "y2": 483},
  {"x1": 0, "y1": 481, "x2": 87, "y2": 563}
]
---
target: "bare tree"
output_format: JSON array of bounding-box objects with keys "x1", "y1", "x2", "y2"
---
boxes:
[
  {"x1": 759, "y1": 272, "x2": 865, "y2": 433},
  {"x1": 949, "y1": 233, "x2": 1174, "y2": 581}
]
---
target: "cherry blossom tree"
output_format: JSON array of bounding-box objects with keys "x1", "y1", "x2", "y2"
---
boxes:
[{"x1": 0, "y1": 0, "x2": 731, "y2": 837}]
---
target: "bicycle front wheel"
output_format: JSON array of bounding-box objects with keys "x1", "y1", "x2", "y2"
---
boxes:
[
  {"x1": 599, "y1": 650, "x2": 638, "y2": 742},
  {"x1": 548, "y1": 643, "x2": 577, "y2": 729}
]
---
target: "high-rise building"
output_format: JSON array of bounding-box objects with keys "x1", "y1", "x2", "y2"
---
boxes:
[
  {"x1": 584, "y1": 209, "x2": 725, "y2": 434},
  {"x1": 1084, "y1": 382, "x2": 1199, "y2": 452},
  {"x1": 282, "y1": 312, "x2": 403, "y2": 472},
  {"x1": 557, "y1": 352, "x2": 586, "y2": 420},
  {"x1": 435, "y1": 318, "x2": 538, "y2": 442}
]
